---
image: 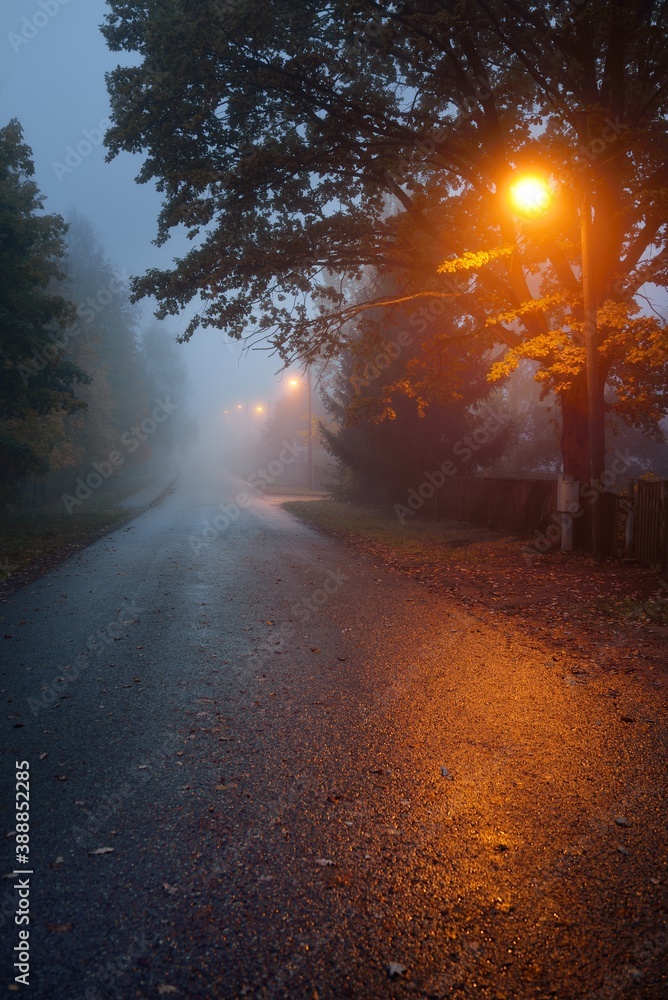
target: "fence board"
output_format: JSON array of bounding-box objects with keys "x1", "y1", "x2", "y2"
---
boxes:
[
  {"x1": 635, "y1": 480, "x2": 667, "y2": 569},
  {"x1": 428, "y1": 476, "x2": 667, "y2": 566}
]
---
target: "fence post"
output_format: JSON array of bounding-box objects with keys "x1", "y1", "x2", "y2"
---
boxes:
[
  {"x1": 624, "y1": 479, "x2": 635, "y2": 562},
  {"x1": 661, "y1": 480, "x2": 667, "y2": 573}
]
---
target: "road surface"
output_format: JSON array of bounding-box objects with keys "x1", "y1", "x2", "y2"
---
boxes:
[{"x1": 1, "y1": 466, "x2": 667, "y2": 999}]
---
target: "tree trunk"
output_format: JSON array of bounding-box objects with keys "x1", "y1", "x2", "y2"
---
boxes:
[
  {"x1": 559, "y1": 375, "x2": 590, "y2": 484},
  {"x1": 559, "y1": 370, "x2": 606, "y2": 485},
  {"x1": 559, "y1": 369, "x2": 607, "y2": 557}
]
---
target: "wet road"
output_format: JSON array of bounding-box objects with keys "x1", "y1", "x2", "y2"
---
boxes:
[{"x1": 1, "y1": 467, "x2": 667, "y2": 999}]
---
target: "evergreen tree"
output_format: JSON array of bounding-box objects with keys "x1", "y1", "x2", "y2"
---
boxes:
[
  {"x1": 321, "y1": 288, "x2": 510, "y2": 502},
  {"x1": 0, "y1": 119, "x2": 89, "y2": 487},
  {"x1": 63, "y1": 213, "x2": 148, "y2": 454}
]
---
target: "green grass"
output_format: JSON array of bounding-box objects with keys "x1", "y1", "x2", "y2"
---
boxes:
[
  {"x1": 262, "y1": 484, "x2": 330, "y2": 497},
  {"x1": 281, "y1": 498, "x2": 517, "y2": 565},
  {"x1": 596, "y1": 593, "x2": 668, "y2": 624},
  {"x1": 0, "y1": 469, "x2": 162, "y2": 584}
]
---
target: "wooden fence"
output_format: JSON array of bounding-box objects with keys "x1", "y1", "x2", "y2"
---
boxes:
[
  {"x1": 429, "y1": 476, "x2": 667, "y2": 569},
  {"x1": 432, "y1": 477, "x2": 556, "y2": 536},
  {"x1": 621, "y1": 479, "x2": 667, "y2": 570}
]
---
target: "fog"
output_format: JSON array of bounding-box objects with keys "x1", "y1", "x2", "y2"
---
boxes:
[
  {"x1": 2, "y1": 1, "x2": 666, "y2": 496},
  {"x1": 0, "y1": 0, "x2": 289, "y2": 470}
]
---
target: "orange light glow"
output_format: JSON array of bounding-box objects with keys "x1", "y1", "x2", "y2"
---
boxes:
[{"x1": 509, "y1": 174, "x2": 552, "y2": 218}]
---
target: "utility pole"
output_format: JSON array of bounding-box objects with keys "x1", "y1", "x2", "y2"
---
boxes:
[
  {"x1": 580, "y1": 173, "x2": 605, "y2": 562},
  {"x1": 307, "y1": 365, "x2": 313, "y2": 489}
]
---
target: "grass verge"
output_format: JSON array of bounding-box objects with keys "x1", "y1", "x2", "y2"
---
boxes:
[
  {"x1": 282, "y1": 498, "x2": 668, "y2": 642},
  {"x1": 282, "y1": 499, "x2": 522, "y2": 564},
  {"x1": 0, "y1": 470, "x2": 166, "y2": 593}
]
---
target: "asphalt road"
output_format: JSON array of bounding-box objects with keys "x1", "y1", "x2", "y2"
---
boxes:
[{"x1": 1, "y1": 466, "x2": 667, "y2": 999}]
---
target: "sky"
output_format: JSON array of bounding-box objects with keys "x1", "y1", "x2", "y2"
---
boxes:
[{"x1": 0, "y1": 0, "x2": 290, "y2": 432}]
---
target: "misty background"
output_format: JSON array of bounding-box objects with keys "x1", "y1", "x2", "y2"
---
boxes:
[{"x1": 1, "y1": 0, "x2": 314, "y2": 487}]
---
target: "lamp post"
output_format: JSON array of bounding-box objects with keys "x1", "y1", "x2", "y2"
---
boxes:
[
  {"x1": 509, "y1": 169, "x2": 604, "y2": 561},
  {"x1": 236, "y1": 402, "x2": 249, "y2": 440},
  {"x1": 289, "y1": 371, "x2": 313, "y2": 489},
  {"x1": 579, "y1": 182, "x2": 605, "y2": 562},
  {"x1": 307, "y1": 366, "x2": 313, "y2": 489}
]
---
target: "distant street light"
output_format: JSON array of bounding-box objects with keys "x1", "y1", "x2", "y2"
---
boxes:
[
  {"x1": 253, "y1": 402, "x2": 271, "y2": 426},
  {"x1": 509, "y1": 164, "x2": 604, "y2": 560}
]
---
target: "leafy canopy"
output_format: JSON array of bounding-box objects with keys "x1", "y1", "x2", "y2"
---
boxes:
[
  {"x1": 0, "y1": 119, "x2": 90, "y2": 421},
  {"x1": 102, "y1": 1, "x2": 668, "y2": 460}
]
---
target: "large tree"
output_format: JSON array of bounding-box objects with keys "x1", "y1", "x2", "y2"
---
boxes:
[
  {"x1": 102, "y1": 0, "x2": 668, "y2": 487},
  {"x1": 0, "y1": 119, "x2": 89, "y2": 486}
]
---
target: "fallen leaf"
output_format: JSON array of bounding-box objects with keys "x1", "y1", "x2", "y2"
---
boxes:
[
  {"x1": 163, "y1": 883, "x2": 179, "y2": 896},
  {"x1": 157, "y1": 987, "x2": 179, "y2": 996},
  {"x1": 46, "y1": 923, "x2": 72, "y2": 933},
  {"x1": 88, "y1": 847, "x2": 114, "y2": 856},
  {"x1": 39, "y1": 753, "x2": 47, "y2": 760},
  {"x1": 388, "y1": 962, "x2": 406, "y2": 978}
]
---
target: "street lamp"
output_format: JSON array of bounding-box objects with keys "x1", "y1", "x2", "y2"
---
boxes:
[
  {"x1": 288, "y1": 371, "x2": 313, "y2": 489},
  {"x1": 509, "y1": 174, "x2": 553, "y2": 218},
  {"x1": 509, "y1": 168, "x2": 604, "y2": 560}
]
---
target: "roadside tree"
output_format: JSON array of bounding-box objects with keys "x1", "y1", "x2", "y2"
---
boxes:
[{"x1": 103, "y1": 0, "x2": 668, "y2": 485}]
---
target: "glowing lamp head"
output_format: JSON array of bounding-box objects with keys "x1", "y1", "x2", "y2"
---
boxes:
[{"x1": 509, "y1": 174, "x2": 552, "y2": 218}]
